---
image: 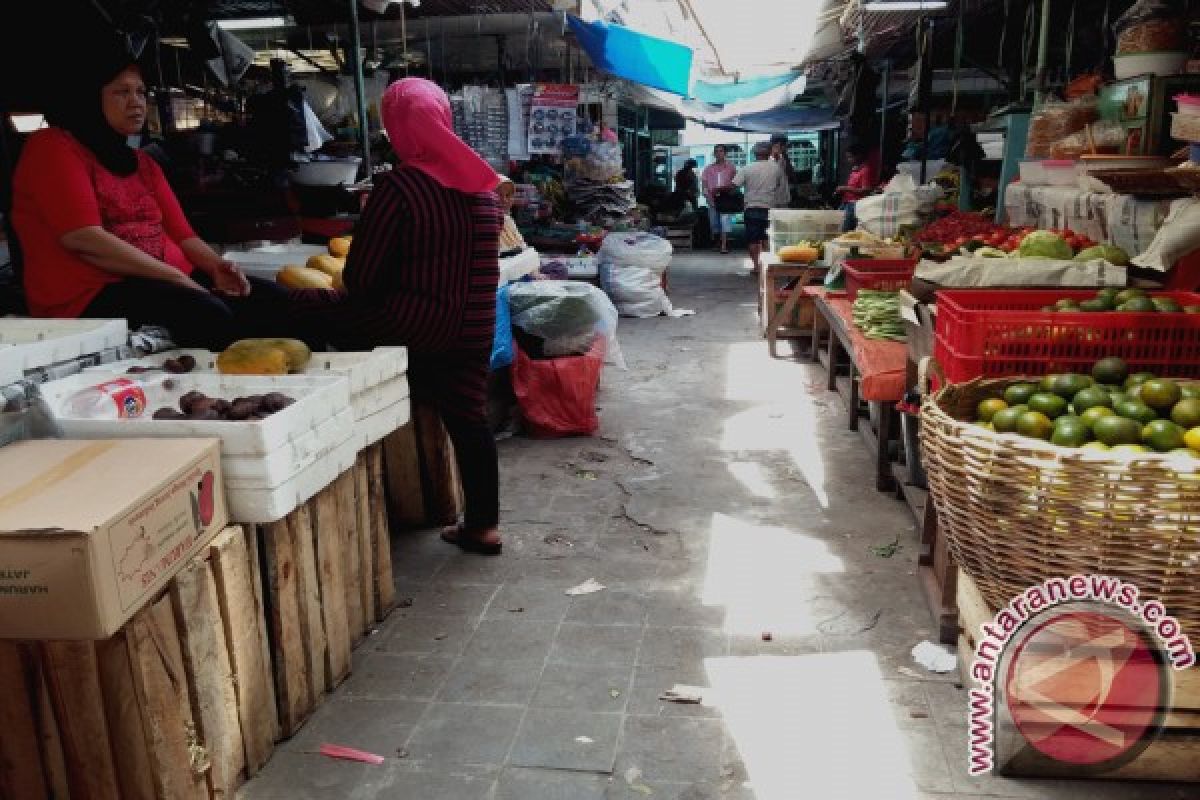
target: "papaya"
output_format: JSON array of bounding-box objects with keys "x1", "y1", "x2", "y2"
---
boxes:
[
  {"x1": 257, "y1": 338, "x2": 312, "y2": 371},
  {"x1": 328, "y1": 236, "x2": 352, "y2": 257},
  {"x1": 277, "y1": 264, "x2": 333, "y2": 289},
  {"x1": 778, "y1": 244, "x2": 819, "y2": 264},
  {"x1": 216, "y1": 338, "x2": 312, "y2": 376},
  {"x1": 306, "y1": 254, "x2": 346, "y2": 278}
]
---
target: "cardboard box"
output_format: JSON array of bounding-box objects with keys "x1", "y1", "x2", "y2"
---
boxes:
[{"x1": 0, "y1": 438, "x2": 228, "y2": 639}]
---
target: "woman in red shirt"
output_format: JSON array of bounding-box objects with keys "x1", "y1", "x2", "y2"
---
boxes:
[
  {"x1": 12, "y1": 55, "x2": 299, "y2": 350},
  {"x1": 835, "y1": 144, "x2": 876, "y2": 232}
]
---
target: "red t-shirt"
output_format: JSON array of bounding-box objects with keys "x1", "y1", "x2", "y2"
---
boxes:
[
  {"x1": 841, "y1": 163, "x2": 875, "y2": 204},
  {"x1": 12, "y1": 128, "x2": 197, "y2": 318}
]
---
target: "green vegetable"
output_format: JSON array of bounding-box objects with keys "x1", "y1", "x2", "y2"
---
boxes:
[
  {"x1": 1019, "y1": 231, "x2": 1073, "y2": 260},
  {"x1": 974, "y1": 247, "x2": 1008, "y2": 258},
  {"x1": 1074, "y1": 244, "x2": 1130, "y2": 266},
  {"x1": 852, "y1": 290, "x2": 906, "y2": 342}
]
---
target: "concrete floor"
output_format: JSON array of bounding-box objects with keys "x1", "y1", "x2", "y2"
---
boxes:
[{"x1": 240, "y1": 253, "x2": 1194, "y2": 799}]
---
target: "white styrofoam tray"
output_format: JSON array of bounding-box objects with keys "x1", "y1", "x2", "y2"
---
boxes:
[
  {"x1": 228, "y1": 435, "x2": 359, "y2": 524},
  {"x1": 355, "y1": 397, "x2": 411, "y2": 449},
  {"x1": 353, "y1": 375, "x2": 410, "y2": 420},
  {"x1": 221, "y1": 408, "x2": 354, "y2": 489},
  {"x1": 0, "y1": 345, "x2": 20, "y2": 387},
  {"x1": 89, "y1": 347, "x2": 408, "y2": 397},
  {"x1": 0, "y1": 318, "x2": 128, "y2": 374},
  {"x1": 40, "y1": 372, "x2": 350, "y2": 456},
  {"x1": 225, "y1": 244, "x2": 327, "y2": 281}
]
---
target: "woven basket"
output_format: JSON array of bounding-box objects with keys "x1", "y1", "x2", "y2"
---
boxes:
[{"x1": 921, "y1": 375, "x2": 1200, "y2": 633}]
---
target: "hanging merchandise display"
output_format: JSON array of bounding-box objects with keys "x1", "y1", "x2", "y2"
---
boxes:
[
  {"x1": 451, "y1": 86, "x2": 509, "y2": 171},
  {"x1": 507, "y1": 85, "x2": 534, "y2": 161},
  {"x1": 528, "y1": 84, "x2": 580, "y2": 156}
]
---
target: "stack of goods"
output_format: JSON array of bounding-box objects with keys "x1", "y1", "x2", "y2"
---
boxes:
[
  {"x1": 565, "y1": 140, "x2": 635, "y2": 224},
  {"x1": 1113, "y1": 0, "x2": 1189, "y2": 80},
  {"x1": 277, "y1": 236, "x2": 350, "y2": 290},
  {"x1": 451, "y1": 87, "x2": 509, "y2": 171},
  {"x1": 852, "y1": 290, "x2": 906, "y2": 341},
  {"x1": 1024, "y1": 96, "x2": 1099, "y2": 158}
]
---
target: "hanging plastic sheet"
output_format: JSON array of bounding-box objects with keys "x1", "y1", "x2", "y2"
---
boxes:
[{"x1": 566, "y1": 16, "x2": 693, "y2": 96}]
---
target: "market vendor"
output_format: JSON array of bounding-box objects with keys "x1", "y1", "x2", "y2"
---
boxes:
[
  {"x1": 836, "y1": 143, "x2": 876, "y2": 232},
  {"x1": 496, "y1": 177, "x2": 528, "y2": 253},
  {"x1": 11, "y1": 52, "x2": 300, "y2": 351},
  {"x1": 290, "y1": 77, "x2": 504, "y2": 555}
]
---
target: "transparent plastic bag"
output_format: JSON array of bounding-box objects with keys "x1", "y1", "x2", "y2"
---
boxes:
[
  {"x1": 1026, "y1": 96, "x2": 1099, "y2": 158},
  {"x1": 507, "y1": 281, "x2": 625, "y2": 367},
  {"x1": 1114, "y1": 0, "x2": 1186, "y2": 54},
  {"x1": 597, "y1": 232, "x2": 673, "y2": 274},
  {"x1": 1049, "y1": 120, "x2": 1126, "y2": 159}
]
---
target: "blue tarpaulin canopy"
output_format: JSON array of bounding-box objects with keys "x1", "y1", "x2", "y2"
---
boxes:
[{"x1": 566, "y1": 16, "x2": 693, "y2": 96}]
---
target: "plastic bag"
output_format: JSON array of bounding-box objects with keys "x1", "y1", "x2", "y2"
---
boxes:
[
  {"x1": 507, "y1": 281, "x2": 625, "y2": 367},
  {"x1": 491, "y1": 284, "x2": 514, "y2": 371},
  {"x1": 600, "y1": 264, "x2": 672, "y2": 318},
  {"x1": 1131, "y1": 197, "x2": 1200, "y2": 272},
  {"x1": 1049, "y1": 121, "x2": 1126, "y2": 158},
  {"x1": 1026, "y1": 96, "x2": 1099, "y2": 158},
  {"x1": 597, "y1": 232, "x2": 673, "y2": 274},
  {"x1": 1115, "y1": 0, "x2": 1186, "y2": 54},
  {"x1": 512, "y1": 336, "x2": 604, "y2": 437}
]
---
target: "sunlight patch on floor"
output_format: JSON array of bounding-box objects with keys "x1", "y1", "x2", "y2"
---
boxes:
[
  {"x1": 702, "y1": 512, "x2": 843, "y2": 636},
  {"x1": 706, "y1": 652, "x2": 922, "y2": 800},
  {"x1": 727, "y1": 461, "x2": 778, "y2": 499}
]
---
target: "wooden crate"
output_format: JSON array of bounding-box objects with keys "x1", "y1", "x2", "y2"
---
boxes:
[
  {"x1": 956, "y1": 570, "x2": 1200, "y2": 781},
  {"x1": 0, "y1": 526, "x2": 276, "y2": 800},
  {"x1": 255, "y1": 449, "x2": 396, "y2": 738}
]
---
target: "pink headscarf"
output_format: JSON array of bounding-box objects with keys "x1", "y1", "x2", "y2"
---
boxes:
[{"x1": 382, "y1": 78, "x2": 499, "y2": 195}]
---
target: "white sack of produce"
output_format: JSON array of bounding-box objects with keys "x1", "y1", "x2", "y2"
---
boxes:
[
  {"x1": 597, "y1": 232, "x2": 673, "y2": 274},
  {"x1": 601, "y1": 263, "x2": 673, "y2": 319},
  {"x1": 508, "y1": 280, "x2": 625, "y2": 367},
  {"x1": 1132, "y1": 197, "x2": 1200, "y2": 272},
  {"x1": 914, "y1": 257, "x2": 1127, "y2": 288},
  {"x1": 854, "y1": 174, "x2": 940, "y2": 239}
]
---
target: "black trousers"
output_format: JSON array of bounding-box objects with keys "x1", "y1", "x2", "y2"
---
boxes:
[
  {"x1": 442, "y1": 412, "x2": 500, "y2": 530},
  {"x1": 82, "y1": 274, "x2": 311, "y2": 351}
]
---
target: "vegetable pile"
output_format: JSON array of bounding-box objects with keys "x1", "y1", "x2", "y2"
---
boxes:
[
  {"x1": 912, "y1": 212, "x2": 1120, "y2": 261},
  {"x1": 1042, "y1": 288, "x2": 1200, "y2": 314},
  {"x1": 153, "y1": 391, "x2": 295, "y2": 422},
  {"x1": 852, "y1": 290, "x2": 906, "y2": 341}
]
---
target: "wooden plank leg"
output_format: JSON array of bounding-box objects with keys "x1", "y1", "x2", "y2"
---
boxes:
[
  {"x1": 261, "y1": 518, "x2": 312, "y2": 738},
  {"x1": 96, "y1": 632, "x2": 157, "y2": 800},
  {"x1": 368, "y1": 442, "x2": 397, "y2": 618},
  {"x1": 383, "y1": 423, "x2": 426, "y2": 528},
  {"x1": 825, "y1": 324, "x2": 839, "y2": 391},
  {"x1": 32, "y1": 654, "x2": 70, "y2": 800},
  {"x1": 847, "y1": 361, "x2": 860, "y2": 432},
  {"x1": 0, "y1": 642, "x2": 48, "y2": 800},
  {"x1": 127, "y1": 597, "x2": 208, "y2": 800},
  {"x1": 39, "y1": 640, "x2": 121, "y2": 799},
  {"x1": 171, "y1": 557, "x2": 246, "y2": 799},
  {"x1": 335, "y1": 467, "x2": 371, "y2": 640},
  {"x1": 210, "y1": 526, "x2": 277, "y2": 773},
  {"x1": 311, "y1": 486, "x2": 352, "y2": 689},
  {"x1": 292, "y1": 501, "x2": 327, "y2": 703},
  {"x1": 875, "y1": 401, "x2": 896, "y2": 492}
]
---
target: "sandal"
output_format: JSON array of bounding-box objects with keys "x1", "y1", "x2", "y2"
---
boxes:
[{"x1": 440, "y1": 528, "x2": 503, "y2": 556}]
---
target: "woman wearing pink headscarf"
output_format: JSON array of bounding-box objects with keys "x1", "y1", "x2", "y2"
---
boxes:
[{"x1": 292, "y1": 78, "x2": 504, "y2": 554}]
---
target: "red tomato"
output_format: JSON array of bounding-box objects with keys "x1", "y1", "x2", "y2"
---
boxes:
[{"x1": 1066, "y1": 235, "x2": 1081, "y2": 250}]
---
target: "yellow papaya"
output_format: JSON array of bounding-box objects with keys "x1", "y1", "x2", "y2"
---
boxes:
[
  {"x1": 778, "y1": 244, "x2": 819, "y2": 264},
  {"x1": 216, "y1": 345, "x2": 288, "y2": 376},
  {"x1": 277, "y1": 265, "x2": 333, "y2": 289},
  {"x1": 306, "y1": 254, "x2": 345, "y2": 277},
  {"x1": 328, "y1": 236, "x2": 352, "y2": 257}
]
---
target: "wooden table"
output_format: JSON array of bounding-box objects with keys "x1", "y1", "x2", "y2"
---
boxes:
[
  {"x1": 759, "y1": 258, "x2": 828, "y2": 358},
  {"x1": 811, "y1": 290, "x2": 907, "y2": 492}
]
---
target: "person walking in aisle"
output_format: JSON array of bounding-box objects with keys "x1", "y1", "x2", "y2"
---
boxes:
[
  {"x1": 733, "y1": 141, "x2": 789, "y2": 275},
  {"x1": 289, "y1": 78, "x2": 505, "y2": 555},
  {"x1": 701, "y1": 145, "x2": 738, "y2": 254}
]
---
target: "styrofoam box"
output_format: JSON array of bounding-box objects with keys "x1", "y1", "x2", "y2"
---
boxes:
[
  {"x1": 0, "y1": 318, "x2": 127, "y2": 374},
  {"x1": 224, "y1": 244, "x2": 328, "y2": 281},
  {"x1": 40, "y1": 372, "x2": 350, "y2": 456},
  {"x1": 0, "y1": 345, "x2": 20, "y2": 387},
  {"x1": 229, "y1": 435, "x2": 359, "y2": 523},
  {"x1": 355, "y1": 397, "x2": 411, "y2": 449},
  {"x1": 90, "y1": 347, "x2": 407, "y2": 398},
  {"x1": 220, "y1": 408, "x2": 354, "y2": 488},
  {"x1": 768, "y1": 209, "x2": 845, "y2": 234}
]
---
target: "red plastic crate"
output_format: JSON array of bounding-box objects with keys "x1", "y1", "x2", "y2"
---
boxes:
[
  {"x1": 934, "y1": 289, "x2": 1200, "y2": 383},
  {"x1": 843, "y1": 259, "x2": 918, "y2": 301}
]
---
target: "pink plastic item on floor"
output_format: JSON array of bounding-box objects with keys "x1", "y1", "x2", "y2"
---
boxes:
[{"x1": 319, "y1": 744, "x2": 385, "y2": 765}]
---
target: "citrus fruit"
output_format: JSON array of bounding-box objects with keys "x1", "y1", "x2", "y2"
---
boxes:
[
  {"x1": 1119, "y1": 297, "x2": 1156, "y2": 312},
  {"x1": 1072, "y1": 386, "x2": 1112, "y2": 413},
  {"x1": 1004, "y1": 383, "x2": 1038, "y2": 406},
  {"x1": 1115, "y1": 288, "x2": 1147, "y2": 305},
  {"x1": 1185, "y1": 305, "x2": 1200, "y2": 314},
  {"x1": 1016, "y1": 411, "x2": 1054, "y2": 440},
  {"x1": 1185, "y1": 427, "x2": 1200, "y2": 452},
  {"x1": 1081, "y1": 441, "x2": 1111, "y2": 451},
  {"x1": 1097, "y1": 288, "x2": 1120, "y2": 304},
  {"x1": 1093, "y1": 415, "x2": 1143, "y2": 446},
  {"x1": 991, "y1": 405, "x2": 1027, "y2": 433},
  {"x1": 1153, "y1": 296, "x2": 1182, "y2": 312},
  {"x1": 1092, "y1": 357, "x2": 1129, "y2": 385},
  {"x1": 976, "y1": 398, "x2": 1008, "y2": 423},
  {"x1": 1079, "y1": 298, "x2": 1110, "y2": 312},
  {"x1": 1050, "y1": 373, "x2": 1092, "y2": 399},
  {"x1": 1180, "y1": 384, "x2": 1200, "y2": 400},
  {"x1": 1140, "y1": 378, "x2": 1182, "y2": 413},
  {"x1": 1028, "y1": 392, "x2": 1068, "y2": 419},
  {"x1": 1111, "y1": 444, "x2": 1151, "y2": 456},
  {"x1": 974, "y1": 422, "x2": 994, "y2": 430},
  {"x1": 1039, "y1": 374, "x2": 1060, "y2": 393},
  {"x1": 1126, "y1": 383, "x2": 1144, "y2": 401},
  {"x1": 1055, "y1": 298, "x2": 1081, "y2": 310},
  {"x1": 1051, "y1": 416, "x2": 1091, "y2": 447},
  {"x1": 1142, "y1": 420, "x2": 1186, "y2": 452},
  {"x1": 1080, "y1": 406, "x2": 1116, "y2": 430},
  {"x1": 1124, "y1": 371, "x2": 1156, "y2": 390},
  {"x1": 1114, "y1": 399, "x2": 1158, "y2": 425},
  {"x1": 1170, "y1": 398, "x2": 1200, "y2": 429}
]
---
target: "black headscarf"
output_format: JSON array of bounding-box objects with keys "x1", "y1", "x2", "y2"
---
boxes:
[{"x1": 44, "y1": 37, "x2": 142, "y2": 177}]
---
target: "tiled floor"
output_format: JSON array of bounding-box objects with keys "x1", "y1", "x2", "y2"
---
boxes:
[{"x1": 240, "y1": 253, "x2": 1195, "y2": 799}]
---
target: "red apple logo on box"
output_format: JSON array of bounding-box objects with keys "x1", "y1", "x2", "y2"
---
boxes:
[{"x1": 197, "y1": 471, "x2": 216, "y2": 527}]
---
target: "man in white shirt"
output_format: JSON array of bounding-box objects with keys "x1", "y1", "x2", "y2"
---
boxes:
[{"x1": 734, "y1": 141, "x2": 789, "y2": 274}]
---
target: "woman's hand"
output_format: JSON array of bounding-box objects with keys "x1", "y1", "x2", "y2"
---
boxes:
[
  {"x1": 166, "y1": 271, "x2": 209, "y2": 293},
  {"x1": 209, "y1": 259, "x2": 252, "y2": 297}
]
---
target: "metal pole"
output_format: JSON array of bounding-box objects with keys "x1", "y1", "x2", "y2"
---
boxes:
[
  {"x1": 348, "y1": 0, "x2": 372, "y2": 178},
  {"x1": 1034, "y1": 0, "x2": 1051, "y2": 105},
  {"x1": 879, "y1": 59, "x2": 889, "y2": 174}
]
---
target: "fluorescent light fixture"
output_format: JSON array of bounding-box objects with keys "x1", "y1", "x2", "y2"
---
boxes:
[
  {"x1": 216, "y1": 16, "x2": 290, "y2": 30},
  {"x1": 863, "y1": 0, "x2": 948, "y2": 10},
  {"x1": 9, "y1": 113, "x2": 46, "y2": 133}
]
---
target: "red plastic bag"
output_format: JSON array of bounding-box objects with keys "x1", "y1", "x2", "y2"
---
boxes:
[{"x1": 512, "y1": 336, "x2": 604, "y2": 437}]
